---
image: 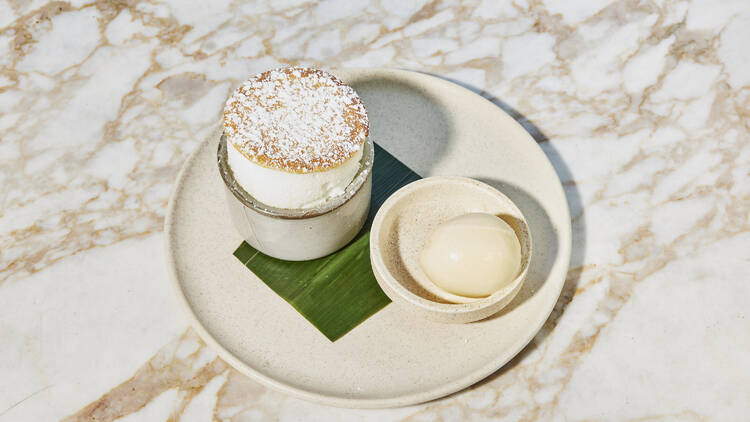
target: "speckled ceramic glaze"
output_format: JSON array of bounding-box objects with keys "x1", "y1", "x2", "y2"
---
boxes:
[
  {"x1": 370, "y1": 177, "x2": 532, "y2": 323},
  {"x1": 165, "y1": 68, "x2": 571, "y2": 408}
]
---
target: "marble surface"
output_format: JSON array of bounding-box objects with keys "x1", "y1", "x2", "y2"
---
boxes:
[{"x1": 1, "y1": 0, "x2": 749, "y2": 420}]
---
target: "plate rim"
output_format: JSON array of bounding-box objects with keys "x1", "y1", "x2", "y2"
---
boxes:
[{"x1": 164, "y1": 67, "x2": 572, "y2": 408}]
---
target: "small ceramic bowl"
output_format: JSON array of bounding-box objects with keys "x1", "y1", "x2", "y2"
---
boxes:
[
  {"x1": 217, "y1": 133, "x2": 374, "y2": 261},
  {"x1": 369, "y1": 177, "x2": 532, "y2": 323}
]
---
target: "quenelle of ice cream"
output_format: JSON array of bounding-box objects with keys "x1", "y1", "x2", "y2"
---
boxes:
[{"x1": 419, "y1": 213, "x2": 522, "y2": 298}]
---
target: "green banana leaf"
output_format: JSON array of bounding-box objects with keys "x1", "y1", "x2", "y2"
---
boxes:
[{"x1": 233, "y1": 144, "x2": 421, "y2": 341}]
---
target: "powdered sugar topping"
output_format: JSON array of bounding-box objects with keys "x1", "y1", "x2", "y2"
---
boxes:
[{"x1": 223, "y1": 67, "x2": 369, "y2": 173}]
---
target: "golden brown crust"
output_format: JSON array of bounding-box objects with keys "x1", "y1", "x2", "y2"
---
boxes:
[{"x1": 223, "y1": 67, "x2": 369, "y2": 173}]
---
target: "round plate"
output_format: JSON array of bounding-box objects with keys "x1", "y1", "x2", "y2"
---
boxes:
[{"x1": 165, "y1": 68, "x2": 571, "y2": 408}]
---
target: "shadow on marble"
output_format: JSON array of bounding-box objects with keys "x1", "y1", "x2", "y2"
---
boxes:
[{"x1": 421, "y1": 72, "x2": 586, "y2": 396}]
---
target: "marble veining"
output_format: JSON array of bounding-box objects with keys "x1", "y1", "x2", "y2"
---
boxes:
[{"x1": 1, "y1": 0, "x2": 749, "y2": 420}]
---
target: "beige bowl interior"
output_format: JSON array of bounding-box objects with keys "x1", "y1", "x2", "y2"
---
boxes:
[{"x1": 371, "y1": 177, "x2": 531, "y2": 322}]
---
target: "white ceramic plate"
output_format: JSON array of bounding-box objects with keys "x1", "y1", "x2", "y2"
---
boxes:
[{"x1": 165, "y1": 68, "x2": 571, "y2": 408}]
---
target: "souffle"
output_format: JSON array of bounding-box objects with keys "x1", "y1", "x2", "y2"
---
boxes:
[{"x1": 223, "y1": 67, "x2": 369, "y2": 209}]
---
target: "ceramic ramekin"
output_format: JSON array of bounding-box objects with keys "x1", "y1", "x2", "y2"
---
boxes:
[
  {"x1": 369, "y1": 177, "x2": 532, "y2": 323},
  {"x1": 218, "y1": 133, "x2": 373, "y2": 261}
]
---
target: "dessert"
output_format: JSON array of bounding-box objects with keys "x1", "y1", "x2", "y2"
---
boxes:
[
  {"x1": 419, "y1": 213, "x2": 522, "y2": 298},
  {"x1": 223, "y1": 66, "x2": 369, "y2": 209}
]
